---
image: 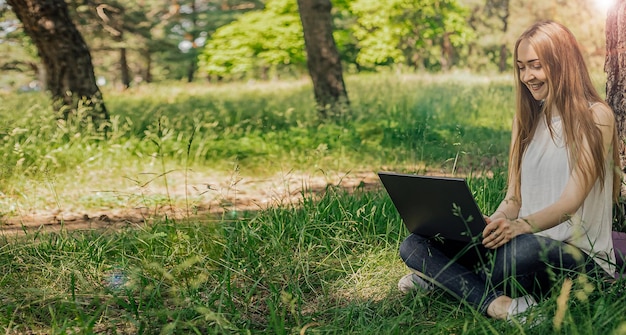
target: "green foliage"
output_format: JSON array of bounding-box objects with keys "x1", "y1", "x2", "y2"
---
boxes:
[
  {"x1": 2, "y1": 0, "x2": 609, "y2": 87},
  {"x1": 198, "y1": 0, "x2": 475, "y2": 78},
  {"x1": 198, "y1": 0, "x2": 306, "y2": 80},
  {"x1": 64, "y1": 0, "x2": 265, "y2": 84},
  {"x1": 349, "y1": 0, "x2": 474, "y2": 70},
  {"x1": 0, "y1": 5, "x2": 38, "y2": 87}
]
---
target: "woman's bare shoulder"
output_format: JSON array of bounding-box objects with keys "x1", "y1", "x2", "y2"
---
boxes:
[{"x1": 589, "y1": 102, "x2": 615, "y2": 127}]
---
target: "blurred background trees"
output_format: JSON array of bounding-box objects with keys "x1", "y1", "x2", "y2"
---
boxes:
[
  {"x1": 7, "y1": 0, "x2": 109, "y2": 126},
  {"x1": 0, "y1": 0, "x2": 615, "y2": 89}
]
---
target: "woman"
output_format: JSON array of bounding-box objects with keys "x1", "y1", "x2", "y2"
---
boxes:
[{"x1": 398, "y1": 20, "x2": 621, "y2": 320}]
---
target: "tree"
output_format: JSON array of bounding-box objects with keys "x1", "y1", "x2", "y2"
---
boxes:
[
  {"x1": 198, "y1": 0, "x2": 305, "y2": 80},
  {"x1": 88, "y1": 2, "x2": 131, "y2": 88},
  {"x1": 7, "y1": 0, "x2": 108, "y2": 127},
  {"x1": 0, "y1": 3, "x2": 41, "y2": 84},
  {"x1": 484, "y1": 0, "x2": 510, "y2": 72},
  {"x1": 75, "y1": 0, "x2": 265, "y2": 85},
  {"x1": 605, "y1": 0, "x2": 626, "y2": 168},
  {"x1": 68, "y1": 0, "x2": 164, "y2": 87},
  {"x1": 297, "y1": 0, "x2": 349, "y2": 118},
  {"x1": 349, "y1": 0, "x2": 473, "y2": 71}
]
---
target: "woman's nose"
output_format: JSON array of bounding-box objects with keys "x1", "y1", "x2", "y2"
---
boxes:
[{"x1": 521, "y1": 70, "x2": 533, "y2": 83}]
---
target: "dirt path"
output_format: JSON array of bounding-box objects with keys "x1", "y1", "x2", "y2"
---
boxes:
[{"x1": 0, "y1": 171, "x2": 384, "y2": 234}]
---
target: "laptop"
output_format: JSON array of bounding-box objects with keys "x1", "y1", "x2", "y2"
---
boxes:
[{"x1": 378, "y1": 172, "x2": 486, "y2": 242}]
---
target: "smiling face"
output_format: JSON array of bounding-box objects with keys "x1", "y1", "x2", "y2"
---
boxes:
[{"x1": 516, "y1": 39, "x2": 548, "y2": 101}]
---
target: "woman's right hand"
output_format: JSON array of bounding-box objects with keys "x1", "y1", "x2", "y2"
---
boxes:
[{"x1": 482, "y1": 217, "x2": 531, "y2": 249}]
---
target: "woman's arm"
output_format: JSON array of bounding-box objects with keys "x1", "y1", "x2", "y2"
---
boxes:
[
  {"x1": 516, "y1": 104, "x2": 615, "y2": 232},
  {"x1": 489, "y1": 117, "x2": 522, "y2": 222},
  {"x1": 490, "y1": 189, "x2": 521, "y2": 221},
  {"x1": 483, "y1": 104, "x2": 615, "y2": 248}
]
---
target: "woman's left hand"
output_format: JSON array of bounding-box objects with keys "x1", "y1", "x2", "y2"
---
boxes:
[{"x1": 481, "y1": 217, "x2": 529, "y2": 249}]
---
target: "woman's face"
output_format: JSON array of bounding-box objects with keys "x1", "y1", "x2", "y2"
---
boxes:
[{"x1": 516, "y1": 39, "x2": 548, "y2": 101}]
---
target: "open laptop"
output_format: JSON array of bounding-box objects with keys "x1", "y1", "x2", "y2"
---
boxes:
[{"x1": 378, "y1": 172, "x2": 486, "y2": 242}]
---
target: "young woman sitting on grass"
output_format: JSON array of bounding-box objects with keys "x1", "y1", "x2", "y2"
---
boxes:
[{"x1": 398, "y1": 20, "x2": 622, "y2": 321}]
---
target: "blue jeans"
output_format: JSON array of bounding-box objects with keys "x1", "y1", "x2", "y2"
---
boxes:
[{"x1": 399, "y1": 233, "x2": 609, "y2": 315}]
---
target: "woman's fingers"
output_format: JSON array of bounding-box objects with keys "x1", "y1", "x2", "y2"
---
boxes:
[{"x1": 482, "y1": 222, "x2": 512, "y2": 249}]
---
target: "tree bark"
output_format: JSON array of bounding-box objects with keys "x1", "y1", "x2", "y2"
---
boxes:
[
  {"x1": 441, "y1": 32, "x2": 452, "y2": 71},
  {"x1": 187, "y1": 52, "x2": 196, "y2": 83},
  {"x1": 144, "y1": 51, "x2": 153, "y2": 83},
  {"x1": 8, "y1": 0, "x2": 109, "y2": 128},
  {"x1": 120, "y1": 47, "x2": 131, "y2": 89},
  {"x1": 605, "y1": 0, "x2": 626, "y2": 169},
  {"x1": 187, "y1": 0, "x2": 197, "y2": 83},
  {"x1": 296, "y1": 0, "x2": 349, "y2": 119},
  {"x1": 497, "y1": 1, "x2": 509, "y2": 73}
]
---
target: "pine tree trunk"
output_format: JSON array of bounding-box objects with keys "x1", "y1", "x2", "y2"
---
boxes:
[
  {"x1": 605, "y1": 0, "x2": 626, "y2": 169},
  {"x1": 441, "y1": 32, "x2": 452, "y2": 71},
  {"x1": 498, "y1": 44, "x2": 507, "y2": 72},
  {"x1": 145, "y1": 52, "x2": 153, "y2": 83},
  {"x1": 187, "y1": 54, "x2": 196, "y2": 83},
  {"x1": 296, "y1": 0, "x2": 349, "y2": 119},
  {"x1": 8, "y1": 0, "x2": 109, "y2": 128},
  {"x1": 120, "y1": 47, "x2": 131, "y2": 89},
  {"x1": 498, "y1": 1, "x2": 510, "y2": 73}
]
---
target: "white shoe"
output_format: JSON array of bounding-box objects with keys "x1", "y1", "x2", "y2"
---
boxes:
[
  {"x1": 398, "y1": 273, "x2": 434, "y2": 294},
  {"x1": 507, "y1": 295, "x2": 537, "y2": 316},
  {"x1": 507, "y1": 295, "x2": 542, "y2": 326}
]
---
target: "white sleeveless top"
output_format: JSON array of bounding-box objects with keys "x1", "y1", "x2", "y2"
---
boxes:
[{"x1": 519, "y1": 112, "x2": 615, "y2": 275}]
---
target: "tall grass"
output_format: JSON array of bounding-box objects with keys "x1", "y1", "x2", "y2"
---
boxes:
[
  {"x1": 0, "y1": 73, "x2": 624, "y2": 333},
  {"x1": 0, "y1": 72, "x2": 514, "y2": 214},
  {"x1": 0, "y1": 176, "x2": 623, "y2": 333},
  {"x1": 1, "y1": 74, "x2": 514, "y2": 179}
]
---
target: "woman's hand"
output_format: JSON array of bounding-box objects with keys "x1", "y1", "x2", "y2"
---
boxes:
[{"x1": 481, "y1": 217, "x2": 531, "y2": 249}]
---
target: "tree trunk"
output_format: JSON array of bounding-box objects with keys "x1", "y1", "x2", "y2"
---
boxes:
[
  {"x1": 120, "y1": 47, "x2": 131, "y2": 89},
  {"x1": 296, "y1": 0, "x2": 349, "y2": 119},
  {"x1": 498, "y1": 44, "x2": 507, "y2": 72},
  {"x1": 187, "y1": 52, "x2": 196, "y2": 83},
  {"x1": 498, "y1": 1, "x2": 510, "y2": 73},
  {"x1": 605, "y1": 0, "x2": 626, "y2": 169},
  {"x1": 441, "y1": 32, "x2": 452, "y2": 71},
  {"x1": 8, "y1": 0, "x2": 109, "y2": 128},
  {"x1": 144, "y1": 51, "x2": 153, "y2": 83}
]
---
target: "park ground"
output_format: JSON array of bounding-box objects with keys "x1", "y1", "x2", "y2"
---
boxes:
[{"x1": 0, "y1": 169, "x2": 384, "y2": 234}]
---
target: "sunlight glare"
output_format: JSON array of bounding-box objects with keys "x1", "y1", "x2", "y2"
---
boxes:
[{"x1": 594, "y1": 0, "x2": 616, "y2": 12}]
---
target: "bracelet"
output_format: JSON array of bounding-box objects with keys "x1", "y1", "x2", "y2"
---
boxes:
[
  {"x1": 493, "y1": 210, "x2": 508, "y2": 219},
  {"x1": 516, "y1": 217, "x2": 533, "y2": 232}
]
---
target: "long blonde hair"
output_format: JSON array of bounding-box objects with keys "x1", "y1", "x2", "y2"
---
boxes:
[{"x1": 509, "y1": 20, "x2": 621, "y2": 202}]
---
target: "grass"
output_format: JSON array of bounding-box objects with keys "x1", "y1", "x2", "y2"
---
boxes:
[
  {"x1": 0, "y1": 72, "x2": 514, "y2": 211},
  {"x1": 0, "y1": 72, "x2": 624, "y2": 333},
  {"x1": 0, "y1": 182, "x2": 624, "y2": 334},
  {"x1": 0, "y1": 71, "x2": 608, "y2": 189}
]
